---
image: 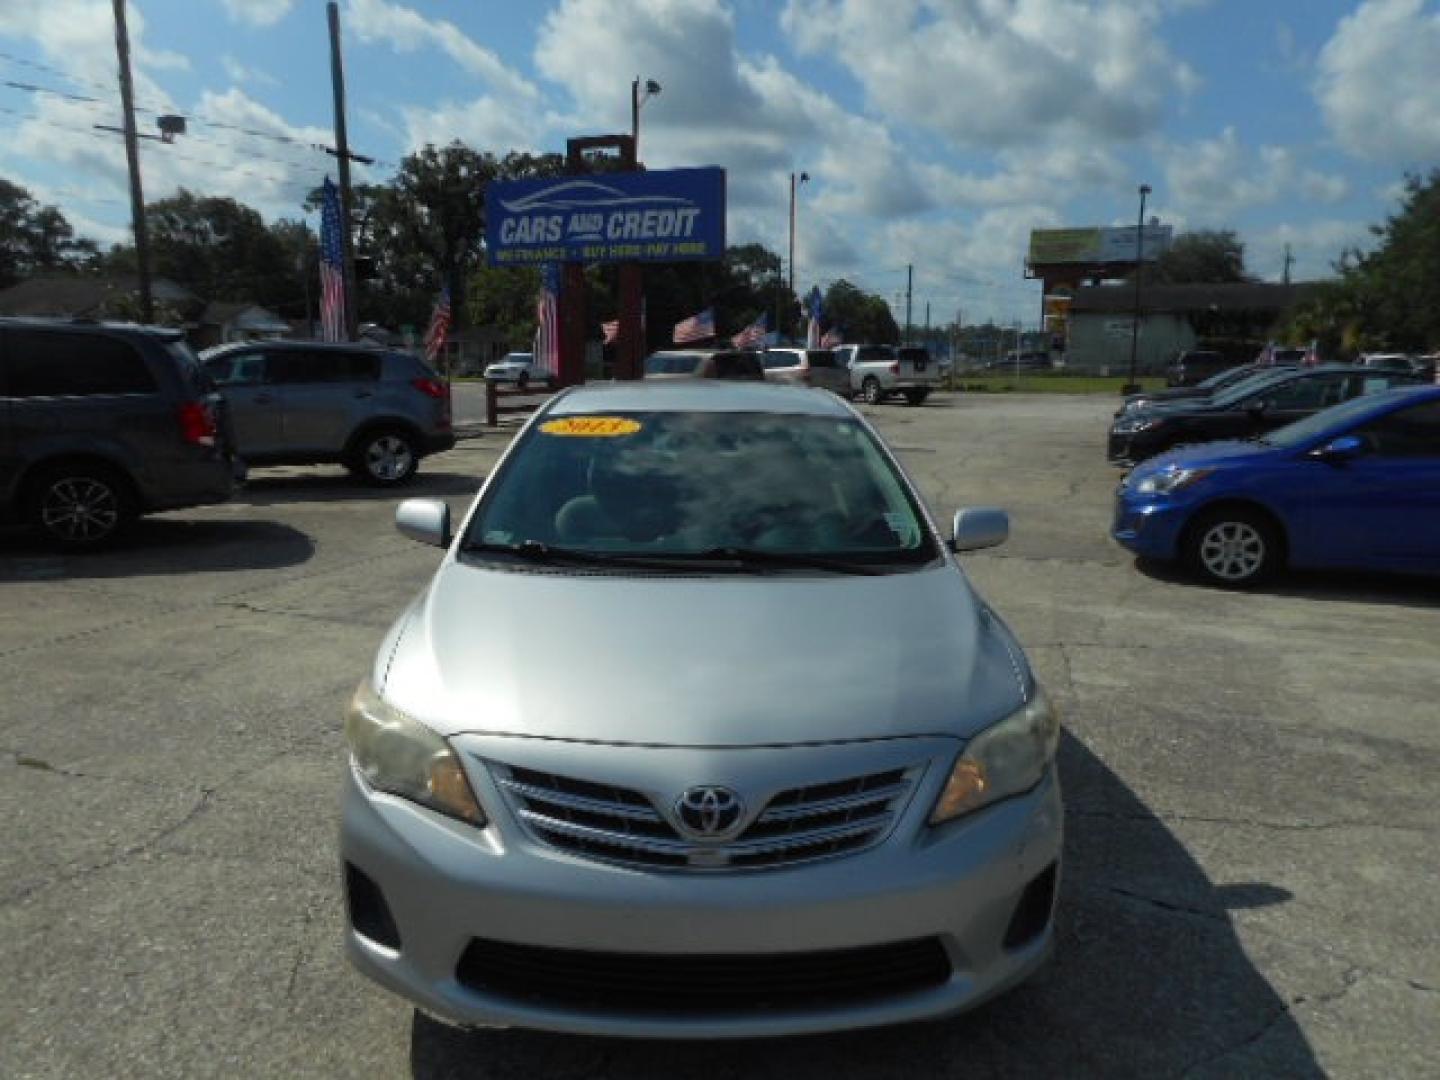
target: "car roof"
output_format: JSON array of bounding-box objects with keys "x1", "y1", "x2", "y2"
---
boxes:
[
  {"x1": 0, "y1": 316, "x2": 186, "y2": 341},
  {"x1": 546, "y1": 379, "x2": 855, "y2": 417},
  {"x1": 204, "y1": 339, "x2": 386, "y2": 356}
]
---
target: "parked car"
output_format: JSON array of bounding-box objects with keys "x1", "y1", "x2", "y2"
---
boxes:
[
  {"x1": 342, "y1": 380, "x2": 1060, "y2": 1036},
  {"x1": 1108, "y1": 365, "x2": 1425, "y2": 464},
  {"x1": 1360, "y1": 352, "x2": 1437, "y2": 380},
  {"x1": 1164, "y1": 350, "x2": 1236, "y2": 387},
  {"x1": 643, "y1": 349, "x2": 764, "y2": 380},
  {"x1": 1115, "y1": 362, "x2": 1299, "y2": 417},
  {"x1": 836, "y1": 344, "x2": 938, "y2": 405},
  {"x1": 1, "y1": 317, "x2": 242, "y2": 546},
  {"x1": 483, "y1": 352, "x2": 549, "y2": 389},
  {"x1": 761, "y1": 347, "x2": 850, "y2": 395},
  {"x1": 201, "y1": 341, "x2": 454, "y2": 486},
  {"x1": 1113, "y1": 386, "x2": 1440, "y2": 586}
]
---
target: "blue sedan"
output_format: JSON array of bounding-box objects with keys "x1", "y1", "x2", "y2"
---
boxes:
[{"x1": 1112, "y1": 386, "x2": 1440, "y2": 586}]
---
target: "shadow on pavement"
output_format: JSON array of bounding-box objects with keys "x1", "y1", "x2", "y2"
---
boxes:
[
  {"x1": 1136, "y1": 557, "x2": 1440, "y2": 610},
  {"x1": 407, "y1": 733, "x2": 1318, "y2": 1079},
  {"x1": 0, "y1": 518, "x2": 315, "y2": 581},
  {"x1": 229, "y1": 469, "x2": 483, "y2": 507}
]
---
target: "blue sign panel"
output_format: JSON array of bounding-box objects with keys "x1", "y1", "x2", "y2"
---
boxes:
[{"x1": 485, "y1": 167, "x2": 726, "y2": 266}]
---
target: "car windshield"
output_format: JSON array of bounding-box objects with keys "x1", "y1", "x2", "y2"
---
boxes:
[
  {"x1": 1261, "y1": 391, "x2": 1400, "y2": 449},
  {"x1": 1210, "y1": 370, "x2": 1302, "y2": 408},
  {"x1": 463, "y1": 411, "x2": 937, "y2": 568}
]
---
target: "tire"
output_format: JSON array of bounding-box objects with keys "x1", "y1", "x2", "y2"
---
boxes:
[
  {"x1": 516, "y1": 372, "x2": 530, "y2": 392},
  {"x1": 862, "y1": 377, "x2": 884, "y2": 405},
  {"x1": 350, "y1": 427, "x2": 419, "y2": 486},
  {"x1": 903, "y1": 389, "x2": 929, "y2": 407},
  {"x1": 26, "y1": 462, "x2": 133, "y2": 548},
  {"x1": 1183, "y1": 507, "x2": 1282, "y2": 588}
]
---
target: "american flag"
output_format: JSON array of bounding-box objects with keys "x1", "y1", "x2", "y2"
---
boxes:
[
  {"x1": 673, "y1": 307, "x2": 715, "y2": 344},
  {"x1": 423, "y1": 287, "x2": 451, "y2": 364},
  {"x1": 804, "y1": 287, "x2": 823, "y2": 349},
  {"x1": 1301, "y1": 339, "x2": 1321, "y2": 367},
  {"x1": 602, "y1": 319, "x2": 619, "y2": 345},
  {"x1": 318, "y1": 176, "x2": 347, "y2": 342},
  {"x1": 820, "y1": 326, "x2": 843, "y2": 349},
  {"x1": 533, "y1": 264, "x2": 560, "y2": 378},
  {"x1": 731, "y1": 312, "x2": 768, "y2": 349},
  {"x1": 1256, "y1": 341, "x2": 1275, "y2": 365}
]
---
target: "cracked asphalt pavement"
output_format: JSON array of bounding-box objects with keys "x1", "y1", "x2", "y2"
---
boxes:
[{"x1": 3, "y1": 393, "x2": 1437, "y2": 1078}]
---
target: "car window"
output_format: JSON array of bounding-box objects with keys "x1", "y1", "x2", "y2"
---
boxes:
[
  {"x1": 268, "y1": 349, "x2": 379, "y2": 383},
  {"x1": 1354, "y1": 400, "x2": 1440, "y2": 457},
  {"x1": 467, "y1": 412, "x2": 937, "y2": 566},
  {"x1": 855, "y1": 346, "x2": 892, "y2": 364},
  {"x1": 763, "y1": 351, "x2": 797, "y2": 370},
  {"x1": 1257, "y1": 376, "x2": 1346, "y2": 411},
  {"x1": 205, "y1": 352, "x2": 266, "y2": 386},
  {"x1": 807, "y1": 350, "x2": 836, "y2": 368},
  {"x1": 3, "y1": 330, "x2": 157, "y2": 397},
  {"x1": 711, "y1": 353, "x2": 761, "y2": 379}
]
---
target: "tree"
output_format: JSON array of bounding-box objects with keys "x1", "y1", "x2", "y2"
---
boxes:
[
  {"x1": 821, "y1": 279, "x2": 899, "y2": 344},
  {"x1": 1149, "y1": 230, "x2": 1252, "y2": 284},
  {"x1": 0, "y1": 178, "x2": 99, "y2": 286}
]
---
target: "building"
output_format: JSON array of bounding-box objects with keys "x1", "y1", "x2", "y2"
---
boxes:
[
  {"x1": 0, "y1": 275, "x2": 202, "y2": 322},
  {"x1": 192, "y1": 301, "x2": 291, "y2": 349},
  {"x1": 1064, "y1": 283, "x2": 1316, "y2": 373}
]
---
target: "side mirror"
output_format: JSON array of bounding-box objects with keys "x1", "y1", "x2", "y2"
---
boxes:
[
  {"x1": 952, "y1": 507, "x2": 1009, "y2": 553},
  {"x1": 1311, "y1": 434, "x2": 1368, "y2": 464},
  {"x1": 395, "y1": 498, "x2": 451, "y2": 548}
]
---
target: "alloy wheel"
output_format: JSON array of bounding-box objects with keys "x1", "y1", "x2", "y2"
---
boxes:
[
  {"x1": 365, "y1": 435, "x2": 416, "y2": 483},
  {"x1": 1198, "y1": 521, "x2": 1265, "y2": 582},
  {"x1": 40, "y1": 477, "x2": 120, "y2": 542}
]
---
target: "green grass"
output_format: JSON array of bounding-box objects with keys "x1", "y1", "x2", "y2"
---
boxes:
[{"x1": 947, "y1": 373, "x2": 1166, "y2": 395}]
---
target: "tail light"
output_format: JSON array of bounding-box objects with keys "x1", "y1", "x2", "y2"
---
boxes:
[
  {"x1": 413, "y1": 376, "x2": 452, "y2": 428},
  {"x1": 178, "y1": 401, "x2": 217, "y2": 447},
  {"x1": 889, "y1": 361, "x2": 900, "y2": 375}
]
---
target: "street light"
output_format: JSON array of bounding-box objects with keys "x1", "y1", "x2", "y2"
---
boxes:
[
  {"x1": 788, "y1": 171, "x2": 809, "y2": 297},
  {"x1": 1124, "y1": 183, "x2": 1152, "y2": 394},
  {"x1": 630, "y1": 77, "x2": 661, "y2": 162}
]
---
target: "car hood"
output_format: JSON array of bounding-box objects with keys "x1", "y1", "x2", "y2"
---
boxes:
[
  {"x1": 1133, "y1": 438, "x2": 1274, "y2": 475},
  {"x1": 379, "y1": 562, "x2": 1027, "y2": 747}
]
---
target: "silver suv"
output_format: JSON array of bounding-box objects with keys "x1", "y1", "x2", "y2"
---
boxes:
[
  {"x1": 341, "y1": 380, "x2": 1061, "y2": 1038},
  {"x1": 201, "y1": 341, "x2": 455, "y2": 485},
  {"x1": 761, "y1": 347, "x2": 850, "y2": 395}
]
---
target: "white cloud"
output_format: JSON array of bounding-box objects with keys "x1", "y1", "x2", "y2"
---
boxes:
[
  {"x1": 220, "y1": 54, "x2": 279, "y2": 88},
  {"x1": 1249, "y1": 219, "x2": 1375, "y2": 283},
  {"x1": 919, "y1": 141, "x2": 1129, "y2": 208},
  {"x1": 346, "y1": 0, "x2": 539, "y2": 102},
  {"x1": 1160, "y1": 128, "x2": 1349, "y2": 221},
  {"x1": 220, "y1": 0, "x2": 295, "y2": 27},
  {"x1": 1315, "y1": 0, "x2": 1440, "y2": 162},
  {"x1": 399, "y1": 97, "x2": 543, "y2": 154},
  {"x1": 782, "y1": 0, "x2": 1188, "y2": 147}
]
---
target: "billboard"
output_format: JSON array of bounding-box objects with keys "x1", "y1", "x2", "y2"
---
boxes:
[
  {"x1": 1028, "y1": 224, "x2": 1172, "y2": 266},
  {"x1": 485, "y1": 167, "x2": 726, "y2": 266}
]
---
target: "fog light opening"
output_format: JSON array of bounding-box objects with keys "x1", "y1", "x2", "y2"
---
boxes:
[
  {"x1": 346, "y1": 862, "x2": 402, "y2": 952},
  {"x1": 1003, "y1": 862, "x2": 1057, "y2": 950}
]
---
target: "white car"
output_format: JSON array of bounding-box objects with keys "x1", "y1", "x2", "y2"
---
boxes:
[{"x1": 483, "y1": 352, "x2": 547, "y2": 389}]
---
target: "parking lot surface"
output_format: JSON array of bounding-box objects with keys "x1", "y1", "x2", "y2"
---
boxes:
[{"x1": 3, "y1": 393, "x2": 1436, "y2": 1079}]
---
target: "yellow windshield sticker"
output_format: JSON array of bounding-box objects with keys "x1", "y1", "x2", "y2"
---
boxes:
[{"x1": 539, "y1": 416, "x2": 642, "y2": 437}]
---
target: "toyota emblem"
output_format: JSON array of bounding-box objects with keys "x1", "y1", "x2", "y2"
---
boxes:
[{"x1": 674, "y1": 786, "x2": 745, "y2": 839}]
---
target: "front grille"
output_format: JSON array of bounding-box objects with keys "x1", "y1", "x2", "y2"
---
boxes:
[
  {"x1": 455, "y1": 936, "x2": 951, "y2": 1015},
  {"x1": 494, "y1": 763, "x2": 917, "y2": 872}
]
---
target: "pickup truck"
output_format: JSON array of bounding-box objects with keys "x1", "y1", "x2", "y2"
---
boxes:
[{"x1": 837, "y1": 344, "x2": 939, "y2": 405}]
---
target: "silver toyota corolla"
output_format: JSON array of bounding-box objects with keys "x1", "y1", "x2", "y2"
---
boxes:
[{"x1": 341, "y1": 380, "x2": 1062, "y2": 1038}]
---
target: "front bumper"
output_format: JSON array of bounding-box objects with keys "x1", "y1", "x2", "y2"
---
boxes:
[
  {"x1": 1111, "y1": 489, "x2": 1190, "y2": 561},
  {"x1": 340, "y1": 737, "x2": 1063, "y2": 1038},
  {"x1": 1107, "y1": 429, "x2": 1166, "y2": 464}
]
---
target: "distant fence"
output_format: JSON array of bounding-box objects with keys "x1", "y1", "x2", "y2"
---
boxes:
[{"x1": 484, "y1": 379, "x2": 554, "y2": 427}]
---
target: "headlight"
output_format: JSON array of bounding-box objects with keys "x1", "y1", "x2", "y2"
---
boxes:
[
  {"x1": 929, "y1": 686, "x2": 1059, "y2": 825},
  {"x1": 1113, "y1": 416, "x2": 1164, "y2": 434},
  {"x1": 1132, "y1": 467, "x2": 1214, "y2": 495},
  {"x1": 344, "y1": 681, "x2": 485, "y2": 825}
]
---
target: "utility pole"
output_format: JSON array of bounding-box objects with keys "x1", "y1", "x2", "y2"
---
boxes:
[
  {"x1": 788, "y1": 172, "x2": 808, "y2": 297},
  {"x1": 112, "y1": 0, "x2": 152, "y2": 324},
  {"x1": 1282, "y1": 244, "x2": 1294, "y2": 285},
  {"x1": 326, "y1": 1, "x2": 359, "y2": 340},
  {"x1": 904, "y1": 264, "x2": 913, "y2": 343}
]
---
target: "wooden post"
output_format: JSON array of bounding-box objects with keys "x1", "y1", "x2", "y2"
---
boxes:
[{"x1": 485, "y1": 379, "x2": 498, "y2": 427}]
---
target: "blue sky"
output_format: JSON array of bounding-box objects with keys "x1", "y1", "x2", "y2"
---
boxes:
[{"x1": 2, "y1": 0, "x2": 1437, "y2": 325}]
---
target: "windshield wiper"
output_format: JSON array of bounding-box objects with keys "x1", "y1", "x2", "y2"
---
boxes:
[
  {"x1": 658, "y1": 546, "x2": 888, "y2": 576},
  {"x1": 460, "y1": 540, "x2": 678, "y2": 570}
]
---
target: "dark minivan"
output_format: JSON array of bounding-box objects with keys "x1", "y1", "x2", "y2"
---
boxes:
[{"x1": 0, "y1": 318, "x2": 242, "y2": 546}]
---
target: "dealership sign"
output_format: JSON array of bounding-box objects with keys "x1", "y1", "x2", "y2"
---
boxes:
[
  {"x1": 1028, "y1": 225, "x2": 1172, "y2": 266},
  {"x1": 485, "y1": 167, "x2": 726, "y2": 265}
]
